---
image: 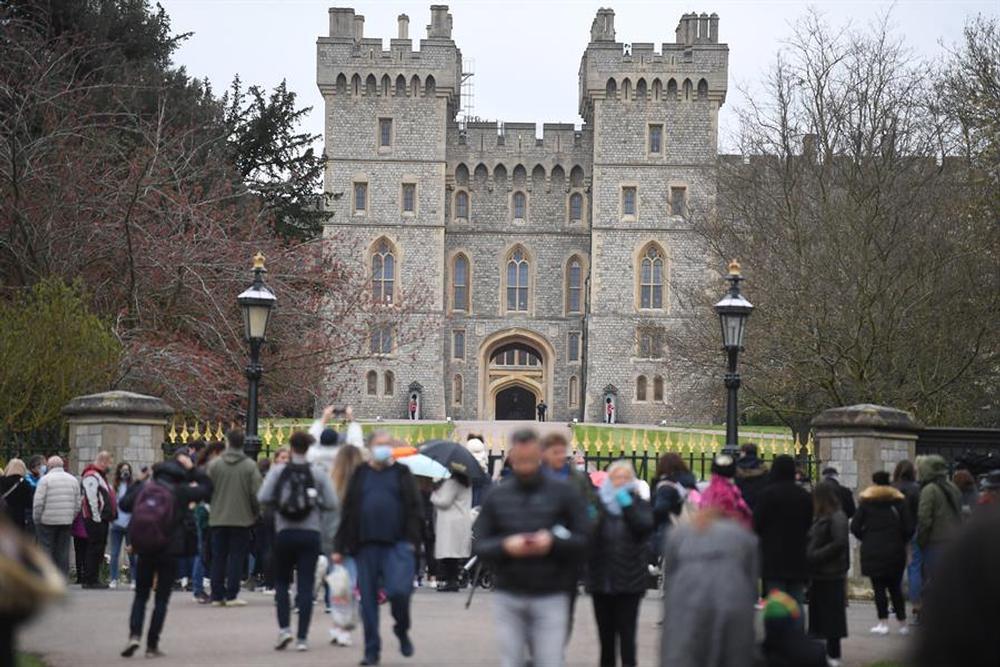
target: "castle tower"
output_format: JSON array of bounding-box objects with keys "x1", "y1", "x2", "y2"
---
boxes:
[
  {"x1": 579, "y1": 9, "x2": 729, "y2": 423},
  {"x1": 317, "y1": 6, "x2": 462, "y2": 419}
]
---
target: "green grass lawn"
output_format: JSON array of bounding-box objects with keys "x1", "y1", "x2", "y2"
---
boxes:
[{"x1": 16, "y1": 654, "x2": 45, "y2": 667}]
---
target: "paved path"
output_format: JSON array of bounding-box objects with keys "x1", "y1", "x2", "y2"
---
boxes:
[{"x1": 21, "y1": 586, "x2": 908, "y2": 666}]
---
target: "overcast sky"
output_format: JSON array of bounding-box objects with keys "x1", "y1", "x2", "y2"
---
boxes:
[{"x1": 159, "y1": 0, "x2": 996, "y2": 151}]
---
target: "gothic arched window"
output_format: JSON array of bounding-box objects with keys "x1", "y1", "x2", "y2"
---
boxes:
[
  {"x1": 384, "y1": 370, "x2": 395, "y2": 396},
  {"x1": 453, "y1": 374, "x2": 463, "y2": 406},
  {"x1": 653, "y1": 375, "x2": 664, "y2": 402},
  {"x1": 569, "y1": 192, "x2": 583, "y2": 222},
  {"x1": 506, "y1": 247, "x2": 529, "y2": 312},
  {"x1": 639, "y1": 244, "x2": 664, "y2": 309},
  {"x1": 512, "y1": 191, "x2": 527, "y2": 220},
  {"x1": 636, "y1": 375, "x2": 648, "y2": 401},
  {"x1": 371, "y1": 239, "x2": 395, "y2": 304},
  {"x1": 455, "y1": 190, "x2": 469, "y2": 220},
  {"x1": 366, "y1": 370, "x2": 377, "y2": 395},
  {"x1": 566, "y1": 257, "x2": 582, "y2": 313},
  {"x1": 452, "y1": 254, "x2": 469, "y2": 312},
  {"x1": 569, "y1": 376, "x2": 579, "y2": 407}
]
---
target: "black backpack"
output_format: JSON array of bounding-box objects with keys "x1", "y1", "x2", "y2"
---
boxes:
[{"x1": 274, "y1": 462, "x2": 316, "y2": 521}]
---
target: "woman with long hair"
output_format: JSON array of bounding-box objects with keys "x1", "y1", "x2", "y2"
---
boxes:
[
  {"x1": 807, "y1": 481, "x2": 850, "y2": 666},
  {"x1": 109, "y1": 462, "x2": 137, "y2": 588},
  {"x1": 327, "y1": 444, "x2": 365, "y2": 647}
]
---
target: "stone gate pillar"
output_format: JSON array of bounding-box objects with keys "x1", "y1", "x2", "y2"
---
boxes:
[
  {"x1": 812, "y1": 404, "x2": 921, "y2": 582},
  {"x1": 62, "y1": 391, "x2": 174, "y2": 475},
  {"x1": 812, "y1": 404, "x2": 921, "y2": 491}
]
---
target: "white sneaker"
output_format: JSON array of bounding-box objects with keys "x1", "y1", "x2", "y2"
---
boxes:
[
  {"x1": 898, "y1": 624, "x2": 910, "y2": 636},
  {"x1": 225, "y1": 598, "x2": 248, "y2": 607},
  {"x1": 109, "y1": 579, "x2": 118, "y2": 589},
  {"x1": 827, "y1": 659, "x2": 841, "y2": 667},
  {"x1": 295, "y1": 640, "x2": 308, "y2": 652},
  {"x1": 275, "y1": 629, "x2": 293, "y2": 650},
  {"x1": 130, "y1": 582, "x2": 137, "y2": 591},
  {"x1": 329, "y1": 628, "x2": 352, "y2": 646},
  {"x1": 870, "y1": 622, "x2": 889, "y2": 635}
]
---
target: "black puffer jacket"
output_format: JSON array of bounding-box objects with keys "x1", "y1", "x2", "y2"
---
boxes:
[
  {"x1": 587, "y1": 492, "x2": 654, "y2": 594},
  {"x1": 473, "y1": 472, "x2": 589, "y2": 594},
  {"x1": 120, "y1": 460, "x2": 212, "y2": 557},
  {"x1": 850, "y1": 484, "x2": 914, "y2": 578},
  {"x1": 806, "y1": 510, "x2": 850, "y2": 580}
]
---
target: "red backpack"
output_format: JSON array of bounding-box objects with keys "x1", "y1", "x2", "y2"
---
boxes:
[{"x1": 128, "y1": 481, "x2": 176, "y2": 555}]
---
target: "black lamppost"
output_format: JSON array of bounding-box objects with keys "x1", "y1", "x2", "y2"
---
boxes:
[
  {"x1": 237, "y1": 252, "x2": 276, "y2": 460},
  {"x1": 714, "y1": 260, "x2": 753, "y2": 456}
]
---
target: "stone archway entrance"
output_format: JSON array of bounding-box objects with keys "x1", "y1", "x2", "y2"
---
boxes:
[{"x1": 479, "y1": 329, "x2": 554, "y2": 421}]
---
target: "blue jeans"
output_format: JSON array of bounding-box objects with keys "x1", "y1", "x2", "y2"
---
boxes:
[
  {"x1": 357, "y1": 542, "x2": 416, "y2": 660},
  {"x1": 109, "y1": 523, "x2": 135, "y2": 583},
  {"x1": 210, "y1": 526, "x2": 251, "y2": 602},
  {"x1": 274, "y1": 530, "x2": 321, "y2": 640},
  {"x1": 907, "y1": 539, "x2": 923, "y2": 604},
  {"x1": 191, "y1": 521, "x2": 206, "y2": 595}
]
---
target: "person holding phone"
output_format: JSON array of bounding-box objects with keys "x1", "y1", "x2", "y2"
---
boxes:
[{"x1": 472, "y1": 429, "x2": 589, "y2": 667}]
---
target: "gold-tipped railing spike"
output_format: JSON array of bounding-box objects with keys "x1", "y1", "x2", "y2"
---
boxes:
[
  {"x1": 215, "y1": 421, "x2": 225, "y2": 442},
  {"x1": 262, "y1": 421, "x2": 274, "y2": 448},
  {"x1": 805, "y1": 434, "x2": 814, "y2": 457},
  {"x1": 179, "y1": 421, "x2": 190, "y2": 444},
  {"x1": 167, "y1": 420, "x2": 178, "y2": 445},
  {"x1": 582, "y1": 431, "x2": 591, "y2": 454},
  {"x1": 191, "y1": 421, "x2": 203, "y2": 442},
  {"x1": 641, "y1": 430, "x2": 649, "y2": 454}
]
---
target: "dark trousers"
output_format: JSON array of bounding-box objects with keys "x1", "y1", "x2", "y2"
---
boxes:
[
  {"x1": 826, "y1": 638, "x2": 841, "y2": 659},
  {"x1": 592, "y1": 592, "x2": 642, "y2": 667},
  {"x1": 37, "y1": 524, "x2": 72, "y2": 577},
  {"x1": 73, "y1": 535, "x2": 88, "y2": 583},
  {"x1": 210, "y1": 526, "x2": 250, "y2": 601},
  {"x1": 83, "y1": 520, "x2": 109, "y2": 585},
  {"x1": 129, "y1": 555, "x2": 178, "y2": 649},
  {"x1": 273, "y1": 530, "x2": 320, "y2": 640},
  {"x1": 357, "y1": 542, "x2": 416, "y2": 660},
  {"x1": 871, "y1": 573, "x2": 906, "y2": 621},
  {"x1": 438, "y1": 557, "x2": 460, "y2": 585}
]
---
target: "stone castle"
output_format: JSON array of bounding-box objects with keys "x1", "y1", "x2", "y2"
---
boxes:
[{"x1": 318, "y1": 5, "x2": 727, "y2": 423}]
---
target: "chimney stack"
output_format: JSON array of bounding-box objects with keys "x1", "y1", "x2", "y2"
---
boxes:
[
  {"x1": 427, "y1": 5, "x2": 452, "y2": 39},
  {"x1": 353, "y1": 14, "x2": 365, "y2": 41},
  {"x1": 328, "y1": 7, "x2": 355, "y2": 39},
  {"x1": 709, "y1": 13, "x2": 719, "y2": 43},
  {"x1": 397, "y1": 14, "x2": 409, "y2": 39}
]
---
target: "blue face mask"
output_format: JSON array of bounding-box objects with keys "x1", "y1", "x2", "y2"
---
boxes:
[
  {"x1": 372, "y1": 445, "x2": 393, "y2": 463},
  {"x1": 39, "y1": 465, "x2": 48, "y2": 476}
]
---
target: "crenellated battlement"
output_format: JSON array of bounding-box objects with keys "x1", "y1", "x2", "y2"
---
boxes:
[
  {"x1": 578, "y1": 8, "x2": 729, "y2": 122},
  {"x1": 317, "y1": 6, "x2": 462, "y2": 107}
]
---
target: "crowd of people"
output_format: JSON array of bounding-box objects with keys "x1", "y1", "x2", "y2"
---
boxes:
[{"x1": 1, "y1": 421, "x2": 999, "y2": 666}]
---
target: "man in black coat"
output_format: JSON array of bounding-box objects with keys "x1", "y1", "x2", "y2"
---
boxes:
[
  {"x1": 473, "y1": 428, "x2": 589, "y2": 667},
  {"x1": 119, "y1": 449, "x2": 212, "y2": 658},
  {"x1": 822, "y1": 467, "x2": 856, "y2": 518},
  {"x1": 753, "y1": 455, "x2": 813, "y2": 609}
]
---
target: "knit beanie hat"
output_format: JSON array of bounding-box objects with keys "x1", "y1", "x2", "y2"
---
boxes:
[
  {"x1": 763, "y1": 589, "x2": 801, "y2": 621},
  {"x1": 320, "y1": 428, "x2": 339, "y2": 446}
]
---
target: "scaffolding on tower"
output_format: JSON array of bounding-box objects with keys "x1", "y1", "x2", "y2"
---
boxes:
[{"x1": 459, "y1": 58, "x2": 475, "y2": 130}]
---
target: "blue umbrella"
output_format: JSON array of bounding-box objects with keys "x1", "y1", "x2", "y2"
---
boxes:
[{"x1": 397, "y1": 453, "x2": 451, "y2": 480}]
